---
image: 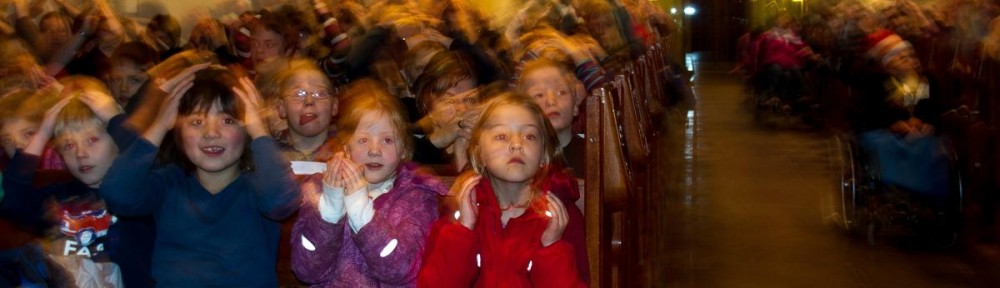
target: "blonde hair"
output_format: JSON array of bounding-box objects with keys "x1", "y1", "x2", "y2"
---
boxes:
[
  {"x1": 52, "y1": 76, "x2": 114, "y2": 145},
  {"x1": 274, "y1": 59, "x2": 333, "y2": 97},
  {"x1": 336, "y1": 79, "x2": 413, "y2": 161},
  {"x1": 466, "y1": 92, "x2": 561, "y2": 178},
  {"x1": 516, "y1": 58, "x2": 578, "y2": 93}
]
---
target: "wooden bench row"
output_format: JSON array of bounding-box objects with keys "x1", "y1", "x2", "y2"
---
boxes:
[{"x1": 585, "y1": 44, "x2": 673, "y2": 288}]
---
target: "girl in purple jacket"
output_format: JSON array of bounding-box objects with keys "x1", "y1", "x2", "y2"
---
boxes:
[{"x1": 291, "y1": 80, "x2": 448, "y2": 287}]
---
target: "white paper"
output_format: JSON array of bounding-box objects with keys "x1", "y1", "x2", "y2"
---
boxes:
[{"x1": 291, "y1": 161, "x2": 327, "y2": 175}]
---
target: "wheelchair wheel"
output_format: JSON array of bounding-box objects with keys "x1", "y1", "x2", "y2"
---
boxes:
[
  {"x1": 925, "y1": 141, "x2": 964, "y2": 249},
  {"x1": 867, "y1": 218, "x2": 879, "y2": 246},
  {"x1": 825, "y1": 135, "x2": 863, "y2": 233}
]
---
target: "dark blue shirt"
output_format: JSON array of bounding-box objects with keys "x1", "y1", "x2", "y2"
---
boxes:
[{"x1": 99, "y1": 136, "x2": 301, "y2": 287}]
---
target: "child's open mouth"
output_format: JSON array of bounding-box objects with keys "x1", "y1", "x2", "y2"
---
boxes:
[
  {"x1": 508, "y1": 157, "x2": 525, "y2": 165},
  {"x1": 299, "y1": 113, "x2": 318, "y2": 126},
  {"x1": 365, "y1": 163, "x2": 384, "y2": 171},
  {"x1": 78, "y1": 165, "x2": 94, "y2": 173},
  {"x1": 201, "y1": 146, "x2": 225, "y2": 156}
]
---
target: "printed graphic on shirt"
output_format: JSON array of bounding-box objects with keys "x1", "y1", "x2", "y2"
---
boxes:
[{"x1": 58, "y1": 209, "x2": 116, "y2": 257}]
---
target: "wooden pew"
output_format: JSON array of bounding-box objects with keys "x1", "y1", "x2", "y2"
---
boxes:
[{"x1": 585, "y1": 87, "x2": 635, "y2": 288}]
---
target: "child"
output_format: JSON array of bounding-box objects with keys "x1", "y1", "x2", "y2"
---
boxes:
[
  {"x1": 275, "y1": 59, "x2": 339, "y2": 162},
  {"x1": 291, "y1": 81, "x2": 448, "y2": 287},
  {"x1": 411, "y1": 51, "x2": 481, "y2": 170},
  {"x1": 97, "y1": 66, "x2": 301, "y2": 286},
  {"x1": 272, "y1": 59, "x2": 339, "y2": 286},
  {"x1": 517, "y1": 61, "x2": 591, "y2": 280},
  {"x1": 0, "y1": 90, "x2": 67, "y2": 170},
  {"x1": 518, "y1": 58, "x2": 587, "y2": 174},
  {"x1": 418, "y1": 92, "x2": 586, "y2": 287},
  {"x1": 0, "y1": 76, "x2": 152, "y2": 287},
  {"x1": 105, "y1": 41, "x2": 158, "y2": 109}
]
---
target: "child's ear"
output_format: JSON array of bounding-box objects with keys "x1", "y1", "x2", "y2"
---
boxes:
[
  {"x1": 277, "y1": 99, "x2": 288, "y2": 119},
  {"x1": 572, "y1": 79, "x2": 586, "y2": 117},
  {"x1": 330, "y1": 99, "x2": 339, "y2": 117}
]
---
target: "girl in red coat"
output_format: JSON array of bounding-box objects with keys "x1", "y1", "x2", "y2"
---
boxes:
[{"x1": 418, "y1": 92, "x2": 585, "y2": 287}]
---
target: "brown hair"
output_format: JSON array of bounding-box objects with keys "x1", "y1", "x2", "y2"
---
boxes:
[
  {"x1": 466, "y1": 92, "x2": 561, "y2": 181},
  {"x1": 337, "y1": 79, "x2": 413, "y2": 161},
  {"x1": 147, "y1": 14, "x2": 182, "y2": 47},
  {"x1": 413, "y1": 51, "x2": 478, "y2": 116},
  {"x1": 110, "y1": 41, "x2": 160, "y2": 70},
  {"x1": 166, "y1": 66, "x2": 254, "y2": 172}
]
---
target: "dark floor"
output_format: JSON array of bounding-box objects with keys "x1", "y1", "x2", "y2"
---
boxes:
[{"x1": 644, "y1": 60, "x2": 998, "y2": 287}]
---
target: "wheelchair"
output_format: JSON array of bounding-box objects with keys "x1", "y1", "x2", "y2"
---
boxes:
[{"x1": 826, "y1": 133, "x2": 964, "y2": 248}]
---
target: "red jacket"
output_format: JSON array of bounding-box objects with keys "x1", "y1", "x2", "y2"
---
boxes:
[{"x1": 418, "y1": 172, "x2": 586, "y2": 287}]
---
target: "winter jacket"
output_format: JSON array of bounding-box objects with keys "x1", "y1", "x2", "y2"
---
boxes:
[{"x1": 292, "y1": 162, "x2": 448, "y2": 287}]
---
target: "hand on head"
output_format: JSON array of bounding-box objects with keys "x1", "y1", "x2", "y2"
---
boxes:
[
  {"x1": 24, "y1": 97, "x2": 72, "y2": 155},
  {"x1": 140, "y1": 63, "x2": 209, "y2": 145},
  {"x1": 232, "y1": 77, "x2": 270, "y2": 139},
  {"x1": 77, "y1": 90, "x2": 122, "y2": 123}
]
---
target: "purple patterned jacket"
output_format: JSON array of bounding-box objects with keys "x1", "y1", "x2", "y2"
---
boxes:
[{"x1": 291, "y1": 162, "x2": 447, "y2": 287}]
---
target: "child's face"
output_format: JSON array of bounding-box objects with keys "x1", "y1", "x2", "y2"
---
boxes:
[
  {"x1": 346, "y1": 111, "x2": 402, "y2": 185},
  {"x1": 1, "y1": 118, "x2": 38, "y2": 158},
  {"x1": 251, "y1": 28, "x2": 285, "y2": 65},
  {"x1": 56, "y1": 125, "x2": 119, "y2": 188},
  {"x1": 178, "y1": 101, "x2": 247, "y2": 175},
  {"x1": 478, "y1": 104, "x2": 544, "y2": 184},
  {"x1": 40, "y1": 17, "x2": 70, "y2": 52},
  {"x1": 431, "y1": 79, "x2": 477, "y2": 114},
  {"x1": 523, "y1": 67, "x2": 578, "y2": 132},
  {"x1": 279, "y1": 71, "x2": 337, "y2": 138},
  {"x1": 106, "y1": 61, "x2": 149, "y2": 106}
]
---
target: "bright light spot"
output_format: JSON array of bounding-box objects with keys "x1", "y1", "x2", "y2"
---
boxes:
[
  {"x1": 684, "y1": 6, "x2": 697, "y2": 16},
  {"x1": 670, "y1": 8, "x2": 677, "y2": 14},
  {"x1": 527, "y1": 260, "x2": 533, "y2": 271},
  {"x1": 545, "y1": 211, "x2": 553, "y2": 218},
  {"x1": 379, "y1": 239, "x2": 398, "y2": 258},
  {"x1": 454, "y1": 211, "x2": 460, "y2": 220},
  {"x1": 476, "y1": 254, "x2": 481, "y2": 267},
  {"x1": 301, "y1": 235, "x2": 316, "y2": 251}
]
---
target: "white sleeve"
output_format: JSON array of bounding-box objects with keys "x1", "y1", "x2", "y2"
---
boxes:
[
  {"x1": 318, "y1": 183, "x2": 347, "y2": 224},
  {"x1": 344, "y1": 187, "x2": 374, "y2": 233}
]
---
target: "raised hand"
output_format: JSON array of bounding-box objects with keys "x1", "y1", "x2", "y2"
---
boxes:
[
  {"x1": 454, "y1": 174, "x2": 482, "y2": 230},
  {"x1": 78, "y1": 91, "x2": 123, "y2": 123},
  {"x1": 232, "y1": 77, "x2": 269, "y2": 139},
  {"x1": 158, "y1": 63, "x2": 210, "y2": 95},
  {"x1": 142, "y1": 72, "x2": 195, "y2": 146},
  {"x1": 323, "y1": 152, "x2": 346, "y2": 189},
  {"x1": 339, "y1": 156, "x2": 367, "y2": 196},
  {"x1": 24, "y1": 97, "x2": 72, "y2": 155},
  {"x1": 540, "y1": 193, "x2": 569, "y2": 247}
]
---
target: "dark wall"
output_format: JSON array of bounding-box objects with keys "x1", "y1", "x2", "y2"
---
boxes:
[{"x1": 687, "y1": 0, "x2": 749, "y2": 62}]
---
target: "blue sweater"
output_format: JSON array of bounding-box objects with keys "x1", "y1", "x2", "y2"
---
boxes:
[{"x1": 98, "y1": 136, "x2": 301, "y2": 287}]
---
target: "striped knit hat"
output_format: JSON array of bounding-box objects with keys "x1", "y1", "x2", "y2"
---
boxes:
[{"x1": 864, "y1": 29, "x2": 912, "y2": 65}]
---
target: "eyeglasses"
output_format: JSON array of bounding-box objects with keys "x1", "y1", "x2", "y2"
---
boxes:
[
  {"x1": 286, "y1": 89, "x2": 333, "y2": 102},
  {"x1": 442, "y1": 94, "x2": 477, "y2": 106}
]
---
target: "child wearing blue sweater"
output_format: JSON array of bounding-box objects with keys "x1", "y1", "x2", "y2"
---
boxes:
[
  {"x1": 98, "y1": 66, "x2": 301, "y2": 287},
  {"x1": 0, "y1": 76, "x2": 153, "y2": 287}
]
